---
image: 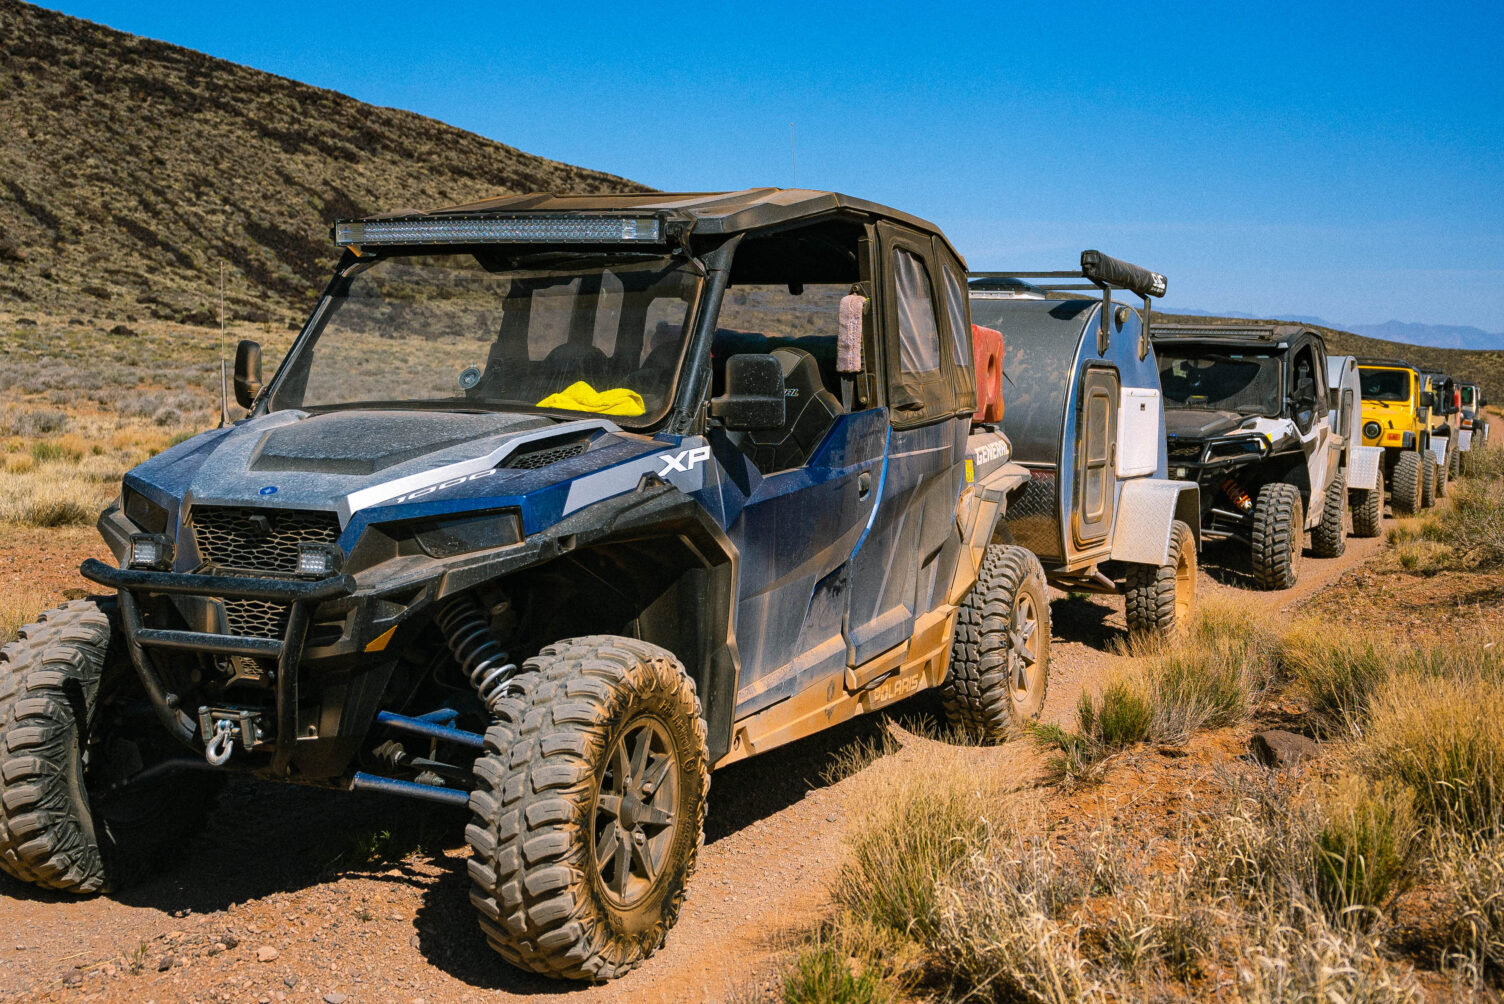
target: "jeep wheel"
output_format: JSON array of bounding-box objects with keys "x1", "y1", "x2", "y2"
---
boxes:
[
  {"x1": 466, "y1": 636, "x2": 708, "y2": 980},
  {"x1": 943, "y1": 544, "x2": 1050, "y2": 741},
  {"x1": 1391, "y1": 451, "x2": 1423, "y2": 514},
  {"x1": 0, "y1": 600, "x2": 220, "y2": 894},
  {"x1": 1351, "y1": 466, "x2": 1383, "y2": 538},
  {"x1": 1124, "y1": 520, "x2": 1197, "y2": 639},
  {"x1": 1421, "y1": 454, "x2": 1437, "y2": 508},
  {"x1": 1310, "y1": 471, "x2": 1347, "y2": 558},
  {"x1": 1450, "y1": 448, "x2": 1462, "y2": 479},
  {"x1": 1251, "y1": 483, "x2": 1303, "y2": 590}
]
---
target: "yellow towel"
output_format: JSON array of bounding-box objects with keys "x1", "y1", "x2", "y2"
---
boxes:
[{"x1": 536, "y1": 381, "x2": 646, "y2": 417}]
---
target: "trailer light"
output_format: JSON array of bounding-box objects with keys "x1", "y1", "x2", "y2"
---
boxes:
[
  {"x1": 296, "y1": 542, "x2": 343, "y2": 578},
  {"x1": 128, "y1": 533, "x2": 174, "y2": 571},
  {"x1": 333, "y1": 216, "x2": 663, "y2": 247},
  {"x1": 1362, "y1": 421, "x2": 1382, "y2": 441},
  {"x1": 412, "y1": 510, "x2": 524, "y2": 559}
]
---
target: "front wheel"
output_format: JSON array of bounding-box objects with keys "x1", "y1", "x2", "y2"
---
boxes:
[
  {"x1": 1391, "y1": 452, "x2": 1423, "y2": 514},
  {"x1": 0, "y1": 600, "x2": 218, "y2": 894},
  {"x1": 942, "y1": 544, "x2": 1051, "y2": 741},
  {"x1": 466, "y1": 636, "x2": 708, "y2": 981},
  {"x1": 1251, "y1": 483, "x2": 1303, "y2": 590},
  {"x1": 1124, "y1": 520, "x2": 1197, "y2": 638}
]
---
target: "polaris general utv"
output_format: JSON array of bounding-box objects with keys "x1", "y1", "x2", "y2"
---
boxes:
[
  {"x1": 1152, "y1": 324, "x2": 1344, "y2": 590},
  {"x1": 0, "y1": 189, "x2": 1053, "y2": 981}
]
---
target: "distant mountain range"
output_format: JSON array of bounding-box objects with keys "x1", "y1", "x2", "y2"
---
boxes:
[{"x1": 1170, "y1": 308, "x2": 1504, "y2": 351}]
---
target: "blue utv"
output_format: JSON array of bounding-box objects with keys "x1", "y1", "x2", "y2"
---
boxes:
[{"x1": 0, "y1": 189, "x2": 1085, "y2": 979}]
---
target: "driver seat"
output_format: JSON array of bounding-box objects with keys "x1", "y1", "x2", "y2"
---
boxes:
[{"x1": 739, "y1": 346, "x2": 843, "y2": 472}]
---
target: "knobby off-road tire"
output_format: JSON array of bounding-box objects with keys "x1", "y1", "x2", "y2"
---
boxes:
[
  {"x1": 1450, "y1": 447, "x2": 1462, "y2": 479},
  {"x1": 1421, "y1": 454, "x2": 1437, "y2": 508},
  {"x1": 942, "y1": 544, "x2": 1051, "y2": 741},
  {"x1": 0, "y1": 599, "x2": 218, "y2": 894},
  {"x1": 1251, "y1": 482, "x2": 1304, "y2": 590},
  {"x1": 1391, "y1": 451, "x2": 1423, "y2": 515},
  {"x1": 1435, "y1": 449, "x2": 1450, "y2": 498},
  {"x1": 466, "y1": 636, "x2": 708, "y2": 981},
  {"x1": 1310, "y1": 470, "x2": 1347, "y2": 558},
  {"x1": 1124, "y1": 520, "x2": 1197, "y2": 639},
  {"x1": 1351, "y1": 466, "x2": 1383, "y2": 538}
]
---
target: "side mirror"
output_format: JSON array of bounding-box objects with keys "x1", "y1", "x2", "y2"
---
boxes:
[
  {"x1": 1419, "y1": 390, "x2": 1434, "y2": 409},
  {"x1": 710, "y1": 354, "x2": 785, "y2": 431},
  {"x1": 233, "y1": 339, "x2": 263, "y2": 409}
]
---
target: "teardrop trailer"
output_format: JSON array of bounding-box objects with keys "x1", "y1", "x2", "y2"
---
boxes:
[
  {"x1": 1326, "y1": 354, "x2": 1386, "y2": 539},
  {"x1": 0, "y1": 189, "x2": 1062, "y2": 980},
  {"x1": 967, "y1": 254, "x2": 1201, "y2": 637}
]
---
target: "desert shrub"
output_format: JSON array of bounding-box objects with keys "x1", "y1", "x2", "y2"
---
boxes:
[
  {"x1": 1459, "y1": 443, "x2": 1504, "y2": 481},
  {"x1": 1312, "y1": 776, "x2": 1419, "y2": 920},
  {"x1": 1435, "y1": 831, "x2": 1504, "y2": 976},
  {"x1": 1078, "y1": 679, "x2": 1153, "y2": 749},
  {"x1": 779, "y1": 942, "x2": 893, "y2": 1004},
  {"x1": 1423, "y1": 475, "x2": 1504, "y2": 568},
  {"x1": 1282, "y1": 625, "x2": 1395, "y2": 739},
  {"x1": 1236, "y1": 921, "x2": 1424, "y2": 1004},
  {"x1": 3, "y1": 408, "x2": 68, "y2": 436},
  {"x1": 0, "y1": 473, "x2": 105, "y2": 527},
  {"x1": 1365, "y1": 671, "x2": 1504, "y2": 832},
  {"x1": 832, "y1": 762, "x2": 994, "y2": 942}
]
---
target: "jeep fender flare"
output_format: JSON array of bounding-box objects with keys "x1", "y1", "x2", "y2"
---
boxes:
[
  {"x1": 1108, "y1": 479, "x2": 1201, "y2": 567},
  {"x1": 1345, "y1": 445, "x2": 1384, "y2": 493}
]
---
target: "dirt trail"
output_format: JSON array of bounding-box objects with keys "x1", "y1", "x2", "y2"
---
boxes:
[{"x1": 0, "y1": 519, "x2": 1391, "y2": 1003}]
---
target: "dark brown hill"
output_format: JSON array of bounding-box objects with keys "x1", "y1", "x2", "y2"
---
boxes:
[
  {"x1": 1153, "y1": 312, "x2": 1502, "y2": 398},
  {"x1": 0, "y1": 0, "x2": 646, "y2": 326}
]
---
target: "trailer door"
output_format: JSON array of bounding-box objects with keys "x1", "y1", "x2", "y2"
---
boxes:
[{"x1": 1073, "y1": 366, "x2": 1119, "y2": 546}]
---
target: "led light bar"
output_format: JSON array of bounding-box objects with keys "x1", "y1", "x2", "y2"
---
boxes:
[{"x1": 334, "y1": 215, "x2": 663, "y2": 247}]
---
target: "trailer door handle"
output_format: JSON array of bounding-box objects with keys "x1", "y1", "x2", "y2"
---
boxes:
[{"x1": 858, "y1": 472, "x2": 872, "y2": 501}]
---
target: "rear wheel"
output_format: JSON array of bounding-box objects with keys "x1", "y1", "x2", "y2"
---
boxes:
[
  {"x1": 1351, "y1": 466, "x2": 1383, "y2": 538},
  {"x1": 466, "y1": 636, "x2": 707, "y2": 980},
  {"x1": 1421, "y1": 454, "x2": 1437, "y2": 508},
  {"x1": 1450, "y1": 448, "x2": 1462, "y2": 479},
  {"x1": 1310, "y1": 471, "x2": 1347, "y2": 558},
  {"x1": 1124, "y1": 520, "x2": 1197, "y2": 638},
  {"x1": 1435, "y1": 450, "x2": 1450, "y2": 497},
  {"x1": 1251, "y1": 483, "x2": 1303, "y2": 590},
  {"x1": 943, "y1": 545, "x2": 1050, "y2": 741},
  {"x1": 0, "y1": 600, "x2": 219, "y2": 894},
  {"x1": 1391, "y1": 452, "x2": 1423, "y2": 515}
]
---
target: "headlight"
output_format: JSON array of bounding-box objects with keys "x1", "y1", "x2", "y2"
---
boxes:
[
  {"x1": 296, "y1": 542, "x2": 344, "y2": 578},
  {"x1": 1362, "y1": 421, "x2": 1382, "y2": 441},
  {"x1": 123, "y1": 488, "x2": 169, "y2": 534},
  {"x1": 1205, "y1": 437, "x2": 1267, "y2": 461},
  {"x1": 412, "y1": 510, "x2": 524, "y2": 558}
]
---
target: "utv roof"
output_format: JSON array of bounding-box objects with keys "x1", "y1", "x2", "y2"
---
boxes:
[
  {"x1": 1151, "y1": 322, "x2": 1318, "y2": 350},
  {"x1": 337, "y1": 187, "x2": 963, "y2": 261}
]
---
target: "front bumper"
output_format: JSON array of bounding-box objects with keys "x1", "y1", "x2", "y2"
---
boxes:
[{"x1": 81, "y1": 559, "x2": 355, "y2": 776}]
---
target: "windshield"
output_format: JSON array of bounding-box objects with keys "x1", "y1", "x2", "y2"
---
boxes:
[
  {"x1": 1158, "y1": 349, "x2": 1282, "y2": 414},
  {"x1": 1461, "y1": 386, "x2": 1476, "y2": 406},
  {"x1": 1359, "y1": 367, "x2": 1410, "y2": 403},
  {"x1": 268, "y1": 252, "x2": 702, "y2": 426}
]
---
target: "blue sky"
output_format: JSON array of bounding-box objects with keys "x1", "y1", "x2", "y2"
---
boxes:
[{"x1": 42, "y1": 1, "x2": 1504, "y2": 331}]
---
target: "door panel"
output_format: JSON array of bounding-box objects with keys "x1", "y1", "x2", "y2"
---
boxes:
[{"x1": 1074, "y1": 367, "x2": 1119, "y2": 545}]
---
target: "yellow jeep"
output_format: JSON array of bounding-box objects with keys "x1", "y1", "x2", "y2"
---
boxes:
[{"x1": 1357, "y1": 359, "x2": 1436, "y2": 513}]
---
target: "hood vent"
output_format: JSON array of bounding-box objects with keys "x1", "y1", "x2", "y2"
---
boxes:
[{"x1": 502, "y1": 436, "x2": 590, "y2": 470}]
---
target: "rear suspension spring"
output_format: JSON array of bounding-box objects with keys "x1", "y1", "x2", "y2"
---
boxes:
[{"x1": 434, "y1": 595, "x2": 518, "y2": 712}]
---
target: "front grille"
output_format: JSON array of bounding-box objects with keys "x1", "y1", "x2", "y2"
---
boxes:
[
  {"x1": 223, "y1": 598, "x2": 290, "y2": 640},
  {"x1": 1167, "y1": 441, "x2": 1203, "y2": 461},
  {"x1": 504, "y1": 438, "x2": 589, "y2": 470},
  {"x1": 190, "y1": 506, "x2": 341, "y2": 640},
  {"x1": 190, "y1": 506, "x2": 340, "y2": 574}
]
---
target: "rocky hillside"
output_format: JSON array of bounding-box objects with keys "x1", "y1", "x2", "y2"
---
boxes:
[{"x1": 0, "y1": 1, "x2": 645, "y2": 327}]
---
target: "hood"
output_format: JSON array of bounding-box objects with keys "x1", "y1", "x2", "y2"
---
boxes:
[
  {"x1": 126, "y1": 409, "x2": 629, "y2": 525},
  {"x1": 1162, "y1": 409, "x2": 1245, "y2": 439}
]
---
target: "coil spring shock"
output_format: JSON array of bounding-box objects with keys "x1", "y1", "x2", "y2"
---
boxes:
[
  {"x1": 434, "y1": 595, "x2": 518, "y2": 712},
  {"x1": 1221, "y1": 477, "x2": 1253, "y2": 512}
]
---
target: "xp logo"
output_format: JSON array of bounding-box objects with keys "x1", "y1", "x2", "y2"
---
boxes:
[
  {"x1": 658, "y1": 445, "x2": 712, "y2": 477},
  {"x1": 258, "y1": 485, "x2": 278, "y2": 496}
]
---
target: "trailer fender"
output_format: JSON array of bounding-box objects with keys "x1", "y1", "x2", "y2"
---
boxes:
[
  {"x1": 1346, "y1": 445, "x2": 1384, "y2": 493},
  {"x1": 1110, "y1": 479, "x2": 1201, "y2": 566}
]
